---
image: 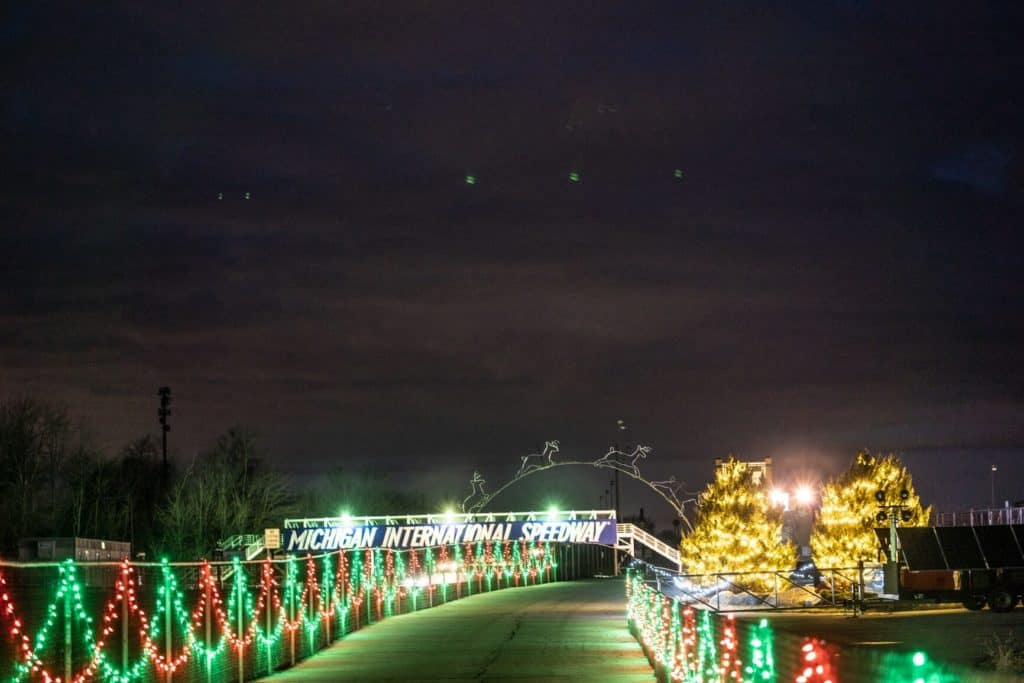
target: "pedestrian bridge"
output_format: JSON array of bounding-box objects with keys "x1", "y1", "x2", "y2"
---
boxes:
[
  {"x1": 0, "y1": 510, "x2": 675, "y2": 683},
  {"x1": 261, "y1": 578, "x2": 650, "y2": 682},
  {"x1": 264, "y1": 508, "x2": 679, "y2": 569}
]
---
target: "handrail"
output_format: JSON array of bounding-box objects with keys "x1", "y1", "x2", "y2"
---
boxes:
[
  {"x1": 217, "y1": 533, "x2": 262, "y2": 549},
  {"x1": 616, "y1": 523, "x2": 681, "y2": 569}
]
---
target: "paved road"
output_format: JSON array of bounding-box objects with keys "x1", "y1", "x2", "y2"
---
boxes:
[{"x1": 262, "y1": 579, "x2": 655, "y2": 682}]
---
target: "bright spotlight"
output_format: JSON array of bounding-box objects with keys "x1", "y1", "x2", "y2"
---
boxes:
[
  {"x1": 547, "y1": 505, "x2": 559, "y2": 520},
  {"x1": 794, "y1": 485, "x2": 815, "y2": 507},
  {"x1": 770, "y1": 489, "x2": 790, "y2": 510}
]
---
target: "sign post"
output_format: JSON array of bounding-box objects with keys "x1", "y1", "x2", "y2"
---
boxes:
[{"x1": 264, "y1": 528, "x2": 281, "y2": 552}]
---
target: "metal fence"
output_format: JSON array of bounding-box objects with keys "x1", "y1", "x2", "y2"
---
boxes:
[
  {"x1": 629, "y1": 559, "x2": 883, "y2": 613},
  {"x1": 0, "y1": 541, "x2": 613, "y2": 683},
  {"x1": 934, "y1": 507, "x2": 1024, "y2": 527}
]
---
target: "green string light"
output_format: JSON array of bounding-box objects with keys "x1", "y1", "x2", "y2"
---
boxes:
[
  {"x1": 2, "y1": 541, "x2": 561, "y2": 683},
  {"x1": 743, "y1": 617, "x2": 776, "y2": 682}
]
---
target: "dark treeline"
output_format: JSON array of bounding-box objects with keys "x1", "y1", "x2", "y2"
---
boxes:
[{"x1": 0, "y1": 397, "x2": 428, "y2": 560}]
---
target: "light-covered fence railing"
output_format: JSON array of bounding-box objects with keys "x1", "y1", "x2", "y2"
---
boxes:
[
  {"x1": 630, "y1": 559, "x2": 883, "y2": 612},
  {"x1": 0, "y1": 541, "x2": 606, "y2": 683},
  {"x1": 625, "y1": 569, "x2": 1001, "y2": 682}
]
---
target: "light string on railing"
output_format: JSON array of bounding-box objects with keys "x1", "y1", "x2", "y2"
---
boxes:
[
  {"x1": 91, "y1": 563, "x2": 150, "y2": 683},
  {"x1": 1, "y1": 541, "x2": 560, "y2": 683},
  {"x1": 626, "y1": 569, "x2": 965, "y2": 683}
]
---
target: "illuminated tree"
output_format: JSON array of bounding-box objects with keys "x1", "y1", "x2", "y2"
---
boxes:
[
  {"x1": 679, "y1": 458, "x2": 796, "y2": 586},
  {"x1": 810, "y1": 450, "x2": 930, "y2": 569}
]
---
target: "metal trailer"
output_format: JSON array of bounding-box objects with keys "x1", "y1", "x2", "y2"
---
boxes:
[{"x1": 876, "y1": 525, "x2": 1024, "y2": 612}]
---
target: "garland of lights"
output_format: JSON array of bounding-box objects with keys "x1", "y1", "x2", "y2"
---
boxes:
[
  {"x1": 2, "y1": 556, "x2": 967, "y2": 683},
  {"x1": 0, "y1": 542, "x2": 559, "y2": 683},
  {"x1": 744, "y1": 618, "x2": 775, "y2": 683},
  {"x1": 461, "y1": 441, "x2": 698, "y2": 531},
  {"x1": 626, "y1": 569, "x2": 960, "y2": 683}
]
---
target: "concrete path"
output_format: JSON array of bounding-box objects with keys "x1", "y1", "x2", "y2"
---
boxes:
[{"x1": 262, "y1": 579, "x2": 655, "y2": 682}]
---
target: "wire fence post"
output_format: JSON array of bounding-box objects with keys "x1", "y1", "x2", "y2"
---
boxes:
[
  {"x1": 324, "y1": 567, "x2": 331, "y2": 646},
  {"x1": 64, "y1": 582, "x2": 72, "y2": 683},
  {"x1": 288, "y1": 576, "x2": 295, "y2": 667},
  {"x1": 857, "y1": 560, "x2": 866, "y2": 617},
  {"x1": 306, "y1": 570, "x2": 313, "y2": 655},
  {"x1": 165, "y1": 577, "x2": 173, "y2": 683},
  {"x1": 205, "y1": 573, "x2": 212, "y2": 683},
  {"x1": 237, "y1": 573, "x2": 244, "y2": 683},
  {"x1": 265, "y1": 563, "x2": 272, "y2": 676},
  {"x1": 122, "y1": 571, "x2": 129, "y2": 673}
]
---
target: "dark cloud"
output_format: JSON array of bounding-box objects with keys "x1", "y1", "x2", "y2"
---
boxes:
[
  {"x1": 3, "y1": 1, "x2": 1024, "y2": 523},
  {"x1": 933, "y1": 143, "x2": 1014, "y2": 194}
]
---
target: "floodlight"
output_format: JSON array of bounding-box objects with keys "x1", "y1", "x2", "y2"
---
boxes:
[
  {"x1": 770, "y1": 489, "x2": 790, "y2": 509},
  {"x1": 794, "y1": 485, "x2": 814, "y2": 507}
]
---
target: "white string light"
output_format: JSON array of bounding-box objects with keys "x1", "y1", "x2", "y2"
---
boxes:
[{"x1": 461, "y1": 441, "x2": 698, "y2": 532}]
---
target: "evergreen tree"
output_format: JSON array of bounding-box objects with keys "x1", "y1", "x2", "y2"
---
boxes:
[
  {"x1": 810, "y1": 450, "x2": 930, "y2": 569},
  {"x1": 679, "y1": 458, "x2": 796, "y2": 588}
]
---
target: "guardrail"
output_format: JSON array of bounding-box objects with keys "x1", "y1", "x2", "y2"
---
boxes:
[{"x1": 0, "y1": 541, "x2": 611, "y2": 683}]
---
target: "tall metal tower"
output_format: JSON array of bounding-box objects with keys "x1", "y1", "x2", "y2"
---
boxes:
[{"x1": 158, "y1": 387, "x2": 171, "y2": 481}]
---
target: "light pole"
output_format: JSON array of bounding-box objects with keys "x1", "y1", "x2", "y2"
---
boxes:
[
  {"x1": 991, "y1": 464, "x2": 998, "y2": 509},
  {"x1": 158, "y1": 387, "x2": 171, "y2": 484},
  {"x1": 876, "y1": 487, "x2": 912, "y2": 595}
]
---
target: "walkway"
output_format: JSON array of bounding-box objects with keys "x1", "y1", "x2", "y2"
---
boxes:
[{"x1": 262, "y1": 579, "x2": 654, "y2": 682}]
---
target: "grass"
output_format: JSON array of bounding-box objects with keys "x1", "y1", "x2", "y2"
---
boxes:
[{"x1": 982, "y1": 631, "x2": 1024, "y2": 674}]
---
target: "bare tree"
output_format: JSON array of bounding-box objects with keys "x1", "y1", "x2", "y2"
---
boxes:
[{"x1": 157, "y1": 427, "x2": 291, "y2": 559}]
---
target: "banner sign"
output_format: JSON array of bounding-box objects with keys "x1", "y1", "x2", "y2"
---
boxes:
[{"x1": 282, "y1": 519, "x2": 617, "y2": 553}]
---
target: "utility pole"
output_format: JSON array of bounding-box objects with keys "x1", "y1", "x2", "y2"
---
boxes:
[{"x1": 158, "y1": 387, "x2": 172, "y2": 483}]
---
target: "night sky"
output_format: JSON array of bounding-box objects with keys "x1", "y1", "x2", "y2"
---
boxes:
[{"x1": 4, "y1": 3, "x2": 1023, "y2": 524}]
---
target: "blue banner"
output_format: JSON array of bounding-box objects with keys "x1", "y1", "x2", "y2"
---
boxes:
[{"x1": 282, "y1": 519, "x2": 617, "y2": 552}]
